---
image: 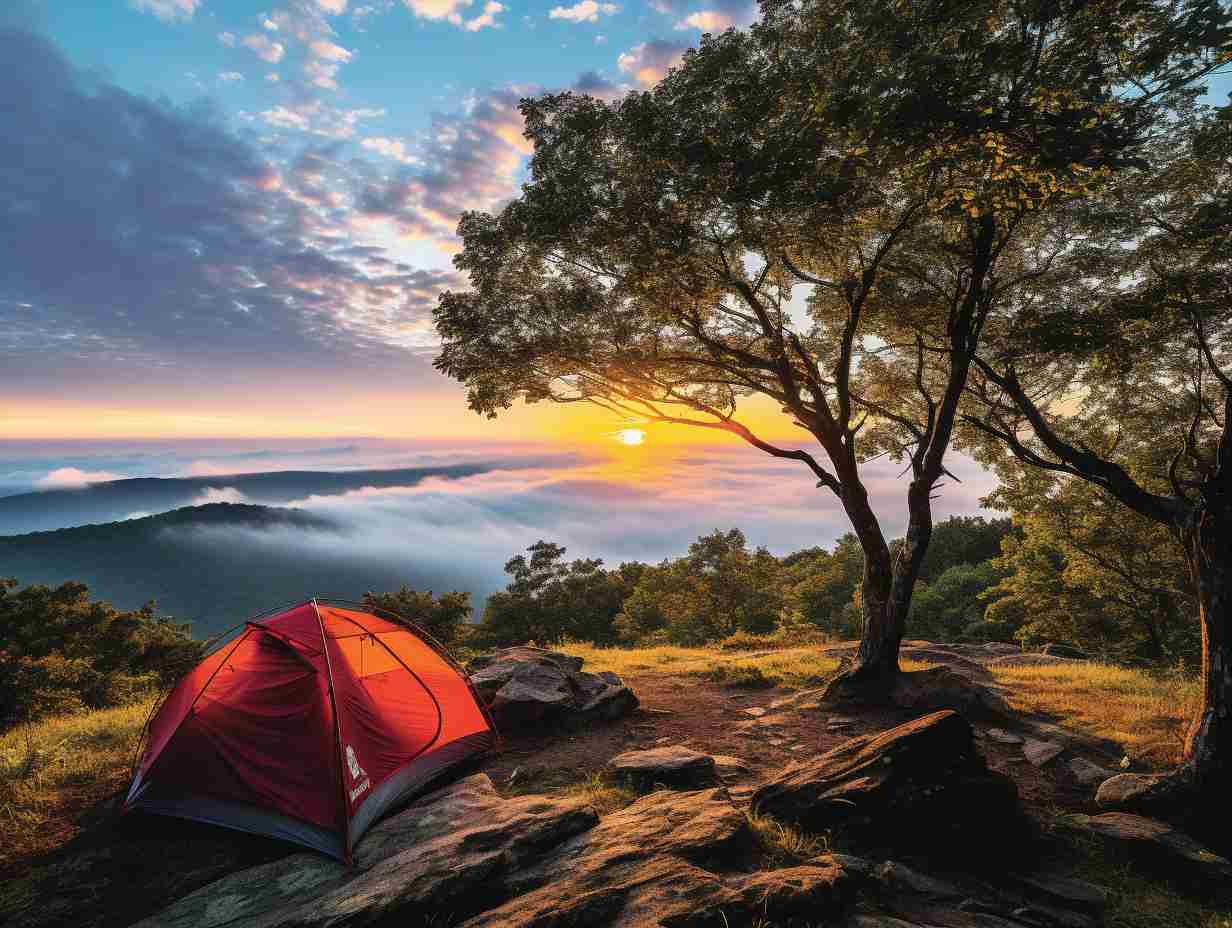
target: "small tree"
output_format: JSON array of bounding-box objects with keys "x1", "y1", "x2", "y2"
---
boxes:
[
  {"x1": 965, "y1": 100, "x2": 1232, "y2": 828},
  {"x1": 362, "y1": 586, "x2": 472, "y2": 647},
  {"x1": 437, "y1": 0, "x2": 1221, "y2": 696},
  {"x1": 474, "y1": 541, "x2": 628, "y2": 646}
]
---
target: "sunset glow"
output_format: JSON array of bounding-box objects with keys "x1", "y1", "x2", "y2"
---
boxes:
[{"x1": 615, "y1": 429, "x2": 646, "y2": 446}]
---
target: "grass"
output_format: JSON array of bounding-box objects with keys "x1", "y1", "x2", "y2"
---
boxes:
[
  {"x1": 560, "y1": 642, "x2": 845, "y2": 690},
  {"x1": 746, "y1": 810, "x2": 829, "y2": 865},
  {"x1": 0, "y1": 696, "x2": 158, "y2": 868},
  {"x1": 561, "y1": 771, "x2": 640, "y2": 815},
  {"x1": 987, "y1": 662, "x2": 1200, "y2": 768}
]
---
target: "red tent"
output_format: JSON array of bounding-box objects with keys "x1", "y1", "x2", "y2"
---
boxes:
[{"x1": 122, "y1": 599, "x2": 498, "y2": 862}]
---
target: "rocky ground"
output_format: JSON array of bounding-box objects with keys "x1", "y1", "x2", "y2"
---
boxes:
[{"x1": 4, "y1": 643, "x2": 1229, "y2": 928}]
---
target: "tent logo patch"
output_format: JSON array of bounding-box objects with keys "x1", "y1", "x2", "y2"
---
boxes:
[{"x1": 345, "y1": 745, "x2": 367, "y2": 782}]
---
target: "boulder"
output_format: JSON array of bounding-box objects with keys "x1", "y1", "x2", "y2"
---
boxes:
[
  {"x1": 1094, "y1": 772, "x2": 1167, "y2": 809},
  {"x1": 1022, "y1": 739, "x2": 1064, "y2": 766},
  {"x1": 1060, "y1": 811, "x2": 1232, "y2": 891},
  {"x1": 983, "y1": 727, "x2": 1023, "y2": 745},
  {"x1": 468, "y1": 645, "x2": 584, "y2": 675},
  {"x1": 467, "y1": 646, "x2": 639, "y2": 729},
  {"x1": 727, "y1": 860, "x2": 852, "y2": 920},
  {"x1": 889, "y1": 666, "x2": 1012, "y2": 717},
  {"x1": 751, "y1": 710, "x2": 1023, "y2": 852},
  {"x1": 609, "y1": 745, "x2": 719, "y2": 789},
  {"x1": 133, "y1": 774, "x2": 598, "y2": 928},
  {"x1": 1069, "y1": 757, "x2": 1116, "y2": 787}
]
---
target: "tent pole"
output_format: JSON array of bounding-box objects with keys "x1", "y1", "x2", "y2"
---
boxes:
[{"x1": 312, "y1": 598, "x2": 354, "y2": 867}]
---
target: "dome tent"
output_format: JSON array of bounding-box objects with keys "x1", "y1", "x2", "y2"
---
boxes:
[{"x1": 122, "y1": 599, "x2": 498, "y2": 863}]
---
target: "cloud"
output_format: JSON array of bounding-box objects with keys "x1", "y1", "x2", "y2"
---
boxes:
[
  {"x1": 361, "y1": 137, "x2": 419, "y2": 164},
  {"x1": 309, "y1": 40, "x2": 353, "y2": 61},
  {"x1": 463, "y1": 1, "x2": 504, "y2": 31},
  {"x1": 353, "y1": 88, "x2": 532, "y2": 242},
  {"x1": 0, "y1": 28, "x2": 473, "y2": 389},
  {"x1": 305, "y1": 58, "x2": 343, "y2": 89},
  {"x1": 616, "y1": 39, "x2": 687, "y2": 88},
  {"x1": 573, "y1": 70, "x2": 623, "y2": 100},
  {"x1": 316, "y1": 0, "x2": 349, "y2": 12},
  {"x1": 674, "y1": 9, "x2": 734, "y2": 30},
  {"x1": 549, "y1": 1, "x2": 619, "y2": 23},
  {"x1": 218, "y1": 71, "x2": 244, "y2": 82},
  {"x1": 191, "y1": 486, "x2": 248, "y2": 505},
  {"x1": 401, "y1": 0, "x2": 501, "y2": 29},
  {"x1": 218, "y1": 31, "x2": 237, "y2": 46},
  {"x1": 242, "y1": 33, "x2": 285, "y2": 63},
  {"x1": 130, "y1": 0, "x2": 202, "y2": 22},
  {"x1": 261, "y1": 105, "x2": 311, "y2": 131},
  {"x1": 36, "y1": 468, "x2": 121, "y2": 488}
]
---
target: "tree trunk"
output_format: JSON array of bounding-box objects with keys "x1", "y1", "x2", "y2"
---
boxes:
[
  {"x1": 823, "y1": 479, "x2": 931, "y2": 700},
  {"x1": 1110, "y1": 499, "x2": 1232, "y2": 848},
  {"x1": 1178, "y1": 499, "x2": 1232, "y2": 800}
]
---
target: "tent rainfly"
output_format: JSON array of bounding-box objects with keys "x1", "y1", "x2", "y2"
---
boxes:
[{"x1": 122, "y1": 599, "x2": 498, "y2": 862}]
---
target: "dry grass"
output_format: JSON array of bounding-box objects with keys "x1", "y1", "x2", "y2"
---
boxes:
[
  {"x1": 560, "y1": 642, "x2": 845, "y2": 689},
  {"x1": 988, "y1": 662, "x2": 1200, "y2": 768},
  {"x1": 0, "y1": 696, "x2": 158, "y2": 867},
  {"x1": 561, "y1": 771, "x2": 640, "y2": 816},
  {"x1": 745, "y1": 810, "x2": 829, "y2": 865}
]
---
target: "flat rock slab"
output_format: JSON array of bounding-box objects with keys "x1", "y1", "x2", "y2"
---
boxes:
[
  {"x1": 459, "y1": 790, "x2": 857, "y2": 927},
  {"x1": 609, "y1": 745, "x2": 719, "y2": 789},
  {"x1": 983, "y1": 728, "x2": 1023, "y2": 745},
  {"x1": 741, "y1": 706, "x2": 768, "y2": 718},
  {"x1": 1007, "y1": 873, "x2": 1110, "y2": 915},
  {"x1": 711, "y1": 754, "x2": 752, "y2": 778},
  {"x1": 1061, "y1": 811, "x2": 1232, "y2": 890},
  {"x1": 1069, "y1": 757, "x2": 1116, "y2": 787},
  {"x1": 133, "y1": 774, "x2": 598, "y2": 928},
  {"x1": 1022, "y1": 739, "x2": 1064, "y2": 766},
  {"x1": 752, "y1": 710, "x2": 1023, "y2": 853}
]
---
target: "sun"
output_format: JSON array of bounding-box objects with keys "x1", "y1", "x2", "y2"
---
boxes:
[{"x1": 615, "y1": 428, "x2": 646, "y2": 446}]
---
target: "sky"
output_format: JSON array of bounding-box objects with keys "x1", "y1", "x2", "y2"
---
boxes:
[{"x1": 0, "y1": 0, "x2": 761, "y2": 442}]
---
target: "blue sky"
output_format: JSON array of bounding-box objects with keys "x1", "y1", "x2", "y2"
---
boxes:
[{"x1": 0, "y1": 0, "x2": 754, "y2": 436}]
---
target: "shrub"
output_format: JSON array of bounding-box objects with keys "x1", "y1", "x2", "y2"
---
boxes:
[{"x1": 0, "y1": 579, "x2": 200, "y2": 729}]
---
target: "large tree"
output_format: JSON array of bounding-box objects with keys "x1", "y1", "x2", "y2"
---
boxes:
[
  {"x1": 436, "y1": 0, "x2": 1225, "y2": 696},
  {"x1": 965, "y1": 97, "x2": 1232, "y2": 830}
]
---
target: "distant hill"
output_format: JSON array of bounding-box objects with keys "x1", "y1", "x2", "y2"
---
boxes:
[
  {"x1": 0, "y1": 503, "x2": 495, "y2": 638},
  {"x1": 0, "y1": 460, "x2": 559, "y2": 535}
]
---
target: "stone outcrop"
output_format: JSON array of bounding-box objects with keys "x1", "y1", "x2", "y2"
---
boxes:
[
  {"x1": 468, "y1": 646, "x2": 639, "y2": 728},
  {"x1": 829, "y1": 856, "x2": 1110, "y2": 928},
  {"x1": 751, "y1": 710, "x2": 1023, "y2": 851},
  {"x1": 608, "y1": 745, "x2": 720, "y2": 789},
  {"x1": 135, "y1": 777, "x2": 861, "y2": 928},
  {"x1": 1060, "y1": 811, "x2": 1232, "y2": 892},
  {"x1": 132, "y1": 774, "x2": 598, "y2": 928}
]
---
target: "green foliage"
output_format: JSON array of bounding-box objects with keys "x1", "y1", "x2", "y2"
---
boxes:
[
  {"x1": 0, "y1": 579, "x2": 201, "y2": 729},
  {"x1": 362, "y1": 586, "x2": 472, "y2": 647},
  {"x1": 982, "y1": 471, "x2": 1197, "y2": 665},
  {"x1": 615, "y1": 529, "x2": 785, "y2": 645},
  {"x1": 909, "y1": 561, "x2": 1005, "y2": 642},
  {"x1": 472, "y1": 541, "x2": 634, "y2": 648}
]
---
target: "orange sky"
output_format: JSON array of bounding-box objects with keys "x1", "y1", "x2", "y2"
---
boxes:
[{"x1": 5, "y1": 391, "x2": 806, "y2": 450}]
